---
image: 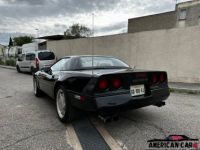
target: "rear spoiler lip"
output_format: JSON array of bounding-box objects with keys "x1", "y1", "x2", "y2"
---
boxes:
[{"x1": 97, "y1": 70, "x2": 168, "y2": 78}]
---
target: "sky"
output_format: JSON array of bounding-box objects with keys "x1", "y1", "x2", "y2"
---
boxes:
[{"x1": 0, "y1": 0, "x2": 189, "y2": 45}]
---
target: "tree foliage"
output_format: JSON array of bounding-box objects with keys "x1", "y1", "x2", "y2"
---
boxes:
[
  {"x1": 65, "y1": 24, "x2": 91, "y2": 38},
  {"x1": 13, "y1": 36, "x2": 34, "y2": 46}
]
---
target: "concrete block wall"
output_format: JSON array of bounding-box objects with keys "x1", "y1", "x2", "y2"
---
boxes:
[
  {"x1": 47, "y1": 26, "x2": 200, "y2": 83},
  {"x1": 128, "y1": 11, "x2": 177, "y2": 33}
]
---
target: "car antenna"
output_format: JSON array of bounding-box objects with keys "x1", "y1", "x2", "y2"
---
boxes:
[{"x1": 92, "y1": 13, "x2": 94, "y2": 75}]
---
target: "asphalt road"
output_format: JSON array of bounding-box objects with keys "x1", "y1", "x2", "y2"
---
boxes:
[{"x1": 0, "y1": 68, "x2": 200, "y2": 150}]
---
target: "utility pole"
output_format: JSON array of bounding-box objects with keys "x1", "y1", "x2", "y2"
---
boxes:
[
  {"x1": 175, "y1": 0, "x2": 178, "y2": 9},
  {"x1": 92, "y1": 13, "x2": 94, "y2": 75},
  {"x1": 35, "y1": 29, "x2": 39, "y2": 50},
  {"x1": 35, "y1": 29, "x2": 39, "y2": 38}
]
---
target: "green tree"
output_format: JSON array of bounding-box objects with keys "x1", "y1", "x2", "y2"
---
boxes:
[
  {"x1": 65, "y1": 24, "x2": 91, "y2": 38},
  {"x1": 8, "y1": 37, "x2": 13, "y2": 47},
  {"x1": 13, "y1": 36, "x2": 34, "y2": 46},
  {"x1": 8, "y1": 37, "x2": 13, "y2": 57}
]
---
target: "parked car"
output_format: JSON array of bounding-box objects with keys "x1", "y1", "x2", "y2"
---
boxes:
[
  {"x1": 16, "y1": 50, "x2": 56, "y2": 74},
  {"x1": 33, "y1": 55, "x2": 170, "y2": 122}
]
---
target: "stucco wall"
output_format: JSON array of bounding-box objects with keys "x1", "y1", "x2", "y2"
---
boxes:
[
  {"x1": 177, "y1": 2, "x2": 200, "y2": 27},
  {"x1": 47, "y1": 26, "x2": 200, "y2": 83}
]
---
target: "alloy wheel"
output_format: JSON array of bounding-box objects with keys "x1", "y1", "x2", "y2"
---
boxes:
[{"x1": 56, "y1": 89, "x2": 66, "y2": 119}]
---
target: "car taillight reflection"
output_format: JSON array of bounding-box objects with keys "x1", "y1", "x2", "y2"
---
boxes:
[
  {"x1": 152, "y1": 74, "x2": 158, "y2": 83},
  {"x1": 35, "y1": 58, "x2": 39, "y2": 69},
  {"x1": 160, "y1": 74, "x2": 165, "y2": 83},
  {"x1": 98, "y1": 79, "x2": 108, "y2": 91},
  {"x1": 151, "y1": 73, "x2": 167, "y2": 85},
  {"x1": 112, "y1": 78, "x2": 121, "y2": 89}
]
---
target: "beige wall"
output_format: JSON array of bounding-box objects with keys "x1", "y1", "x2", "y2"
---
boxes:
[{"x1": 47, "y1": 26, "x2": 200, "y2": 83}]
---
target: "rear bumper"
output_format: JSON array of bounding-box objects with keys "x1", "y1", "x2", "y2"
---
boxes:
[
  {"x1": 69, "y1": 87, "x2": 170, "y2": 113},
  {"x1": 96, "y1": 88, "x2": 169, "y2": 113}
]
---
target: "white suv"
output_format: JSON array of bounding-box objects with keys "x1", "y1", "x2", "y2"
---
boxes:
[{"x1": 16, "y1": 50, "x2": 56, "y2": 74}]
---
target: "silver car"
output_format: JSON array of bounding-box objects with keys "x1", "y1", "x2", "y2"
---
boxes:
[{"x1": 16, "y1": 50, "x2": 56, "y2": 74}]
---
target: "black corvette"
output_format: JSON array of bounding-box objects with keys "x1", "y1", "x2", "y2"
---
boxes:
[{"x1": 33, "y1": 55, "x2": 170, "y2": 122}]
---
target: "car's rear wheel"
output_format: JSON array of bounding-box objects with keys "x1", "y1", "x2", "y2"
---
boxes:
[
  {"x1": 16, "y1": 65, "x2": 21, "y2": 73},
  {"x1": 56, "y1": 86, "x2": 77, "y2": 122},
  {"x1": 33, "y1": 78, "x2": 42, "y2": 97}
]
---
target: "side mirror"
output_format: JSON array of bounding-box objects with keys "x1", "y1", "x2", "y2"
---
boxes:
[{"x1": 41, "y1": 67, "x2": 51, "y2": 74}]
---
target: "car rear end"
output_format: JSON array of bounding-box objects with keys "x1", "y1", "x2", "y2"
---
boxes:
[
  {"x1": 93, "y1": 71, "x2": 170, "y2": 114},
  {"x1": 71, "y1": 71, "x2": 170, "y2": 115},
  {"x1": 34, "y1": 50, "x2": 56, "y2": 71}
]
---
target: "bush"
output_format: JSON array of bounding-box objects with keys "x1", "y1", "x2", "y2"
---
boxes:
[{"x1": 5, "y1": 59, "x2": 16, "y2": 67}]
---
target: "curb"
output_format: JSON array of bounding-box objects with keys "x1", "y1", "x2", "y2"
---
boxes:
[
  {"x1": 0, "y1": 65, "x2": 16, "y2": 70},
  {"x1": 170, "y1": 87, "x2": 200, "y2": 95}
]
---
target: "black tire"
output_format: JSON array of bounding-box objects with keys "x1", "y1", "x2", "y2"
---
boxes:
[
  {"x1": 16, "y1": 65, "x2": 21, "y2": 73},
  {"x1": 56, "y1": 86, "x2": 78, "y2": 122},
  {"x1": 33, "y1": 78, "x2": 42, "y2": 97}
]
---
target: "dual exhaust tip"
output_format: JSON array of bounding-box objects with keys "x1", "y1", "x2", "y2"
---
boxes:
[
  {"x1": 98, "y1": 102, "x2": 166, "y2": 123},
  {"x1": 98, "y1": 114, "x2": 119, "y2": 123},
  {"x1": 154, "y1": 102, "x2": 166, "y2": 107}
]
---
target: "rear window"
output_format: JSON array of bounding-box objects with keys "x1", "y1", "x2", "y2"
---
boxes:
[
  {"x1": 79, "y1": 56, "x2": 129, "y2": 69},
  {"x1": 26, "y1": 53, "x2": 35, "y2": 61},
  {"x1": 38, "y1": 52, "x2": 55, "y2": 60}
]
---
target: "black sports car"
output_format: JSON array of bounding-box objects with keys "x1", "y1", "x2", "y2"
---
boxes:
[{"x1": 33, "y1": 55, "x2": 170, "y2": 122}]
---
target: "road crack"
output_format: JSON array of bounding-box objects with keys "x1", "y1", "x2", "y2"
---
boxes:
[
  {"x1": 0, "y1": 96, "x2": 12, "y2": 99},
  {"x1": 2, "y1": 129, "x2": 62, "y2": 149},
  {"x1": 122, "y1": 115, "x2": 167, "y2": 137}
]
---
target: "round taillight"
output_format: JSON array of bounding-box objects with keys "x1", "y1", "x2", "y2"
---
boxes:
[
  {"x1": 98, "y1": 79, "x2": 108, "y2": 90},
  {"x1": 112, "y1": 78, "x2": 121, "y2": 89},
  {"x1": 152, "y1": 74, "x2": 158, "y2": 83}
]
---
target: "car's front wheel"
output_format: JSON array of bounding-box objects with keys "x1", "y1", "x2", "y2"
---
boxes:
[
  {"x1": 33, "y1": 78, "x2": 42, "y2": 97},
  {"x1": 56, "y1": 86, "x2": 77, "y2": 122}
]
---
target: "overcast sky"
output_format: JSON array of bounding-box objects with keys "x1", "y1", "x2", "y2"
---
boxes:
[{"x1": 0, "y1": 0, "x2": 189, "y2": 45}]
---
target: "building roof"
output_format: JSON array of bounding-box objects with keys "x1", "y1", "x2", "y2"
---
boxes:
[
  {"x1": 37, "y1": 35, "x2": 78, "y2": 41},
  {"x1": 37, "y1": 35, "x2": 65, "y2": 40},
  {"x1": 128, "y1": 11, "x2": 176, "y2": 21},
  {"x1": 38, "y1": 41, "x2": 47, "y2": 45},
  {"x1": 177, "y1": 0, "x2": 200, "y2": 8},
  {"x1": 178, "y1": 0, "x2": 198, "y2": 5}
]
